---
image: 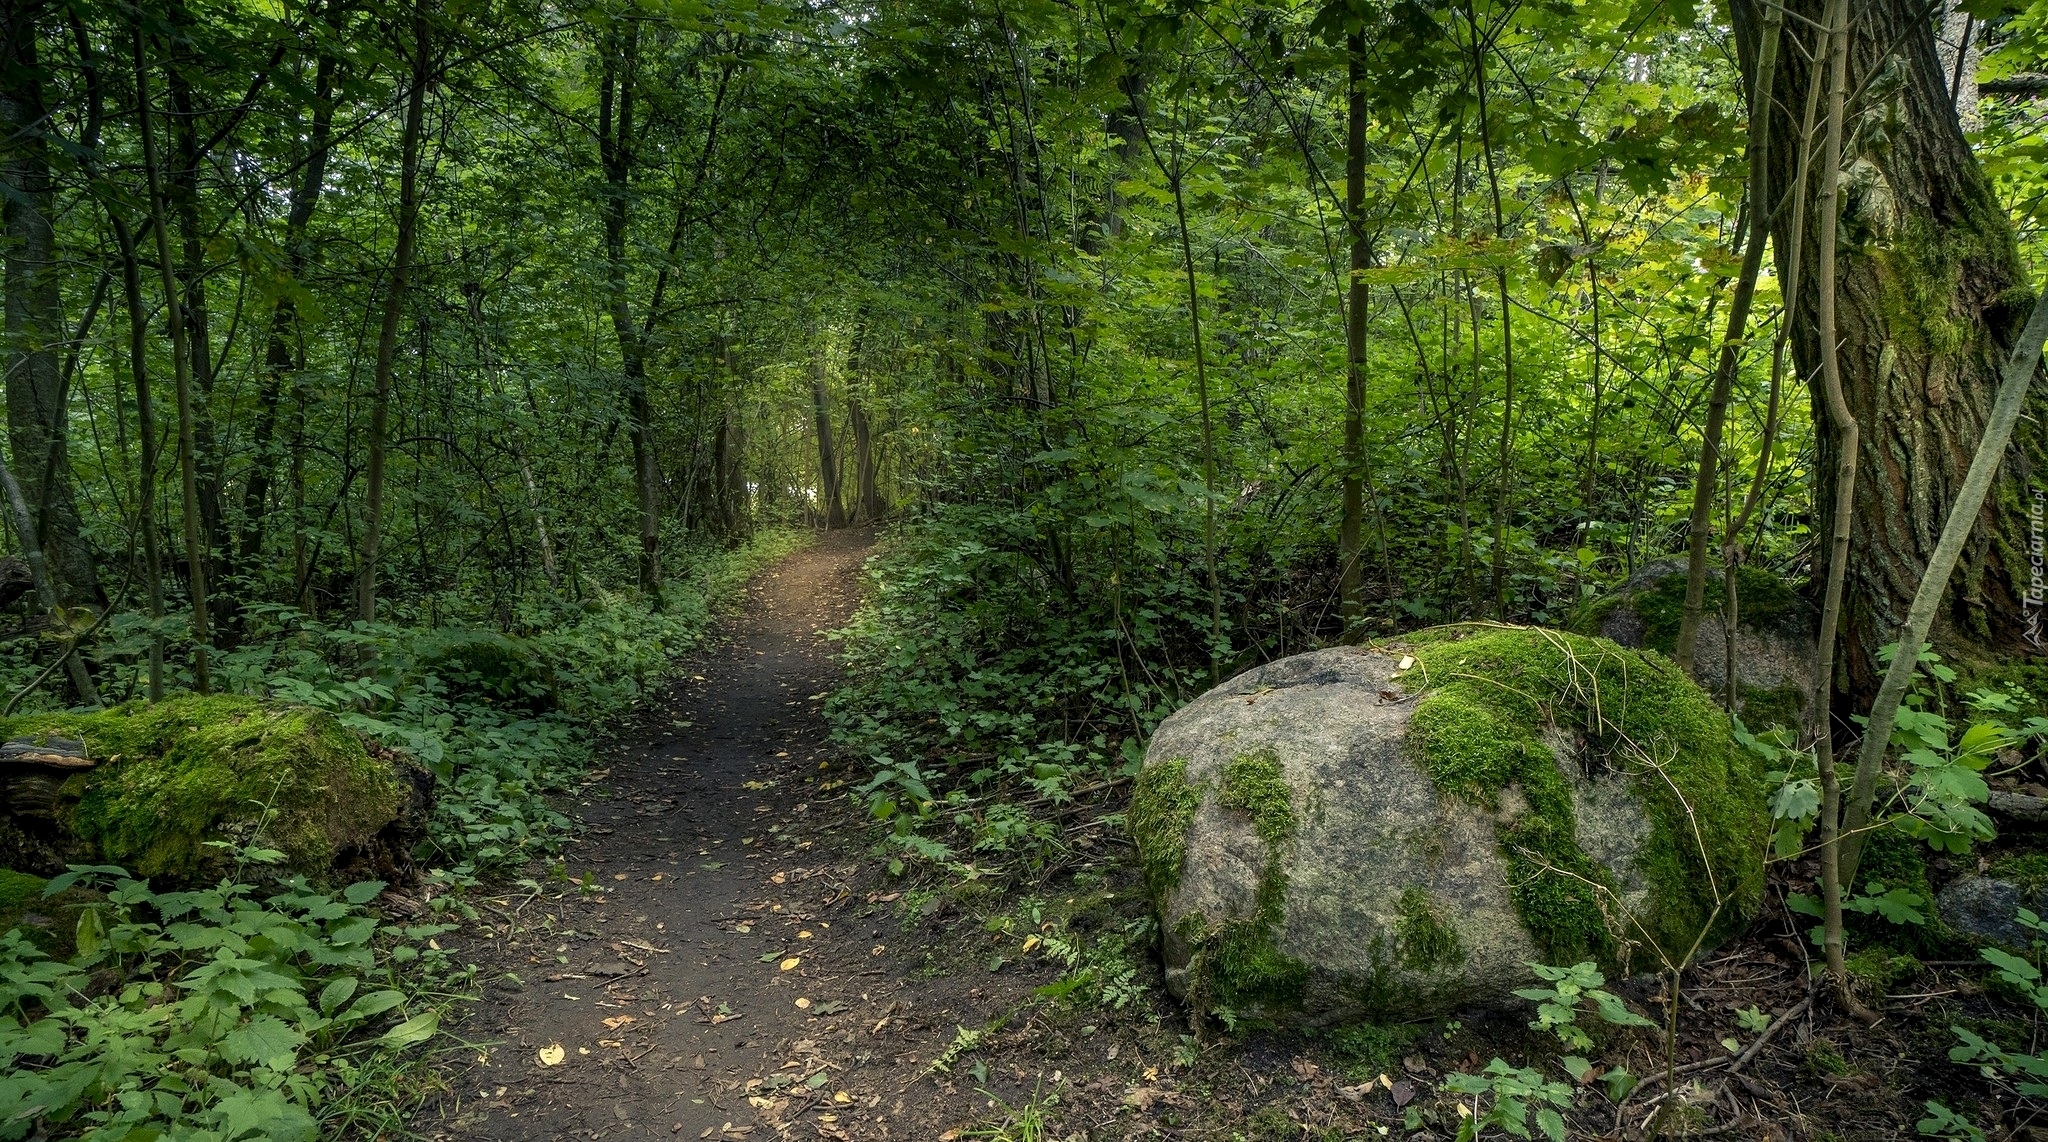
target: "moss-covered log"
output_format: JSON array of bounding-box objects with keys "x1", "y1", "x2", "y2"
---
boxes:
[{"x1": 0, "y1": 695, "x2": 427, "y2": 882}]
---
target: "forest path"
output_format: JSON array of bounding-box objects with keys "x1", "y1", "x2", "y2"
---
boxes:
[{"x1": 426, "y1": 529, "x2": 917, "y2": 1142}]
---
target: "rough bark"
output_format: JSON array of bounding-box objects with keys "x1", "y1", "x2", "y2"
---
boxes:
[
  {"x1": 1939, "y1": 0, "x2": 1981, "y2": 132},
  {"x1": 1, "y1": 3, "x2": 96, "y2": 604},
  {"x1": 1733, "y1": 0, "x2": 2045, "y2": 700}
]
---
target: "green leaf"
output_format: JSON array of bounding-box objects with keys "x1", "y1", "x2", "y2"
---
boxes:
[
  {"x1": 213, "y1": 1086, "x2": 318, "y2": 1142},
  {"x1": 220, "y1": 1014, "x2": 308, "y2": 1070},
  {"x1": 379, "y1": 1011, "x2": 440, "y2": 1049},
  {"x1": 343, "y1": 880, "x2": 387, "y2": 904},
  {"x1": 338, "y1": 989, "x2": 407, "y2": 1023},
  {"x1": 318, "y1": 976, "x2": 360, "y2": 1015}
]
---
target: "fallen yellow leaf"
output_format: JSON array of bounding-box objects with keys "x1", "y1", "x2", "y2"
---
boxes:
[
  {"x1": 536, "y1": 1044, "x2": 566, "y2": 1067},
  {"x1": 602, "y1": 1015, "x2": 636, "y2": 1029},
  {"x1": 1021, "y1": 935, "x2": 1041, "y2": 954},
  {"x1": 779, "y1": 957, "x2": 800, "y2": 971},
  {"x1": 795, "y1": 997, "x2": 812, "y2": 1009},
  {"x1": 834, "y1": 1091, "x2": 851, "y2": 1104}
]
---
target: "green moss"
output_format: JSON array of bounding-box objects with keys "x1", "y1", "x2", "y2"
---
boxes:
[
  {"x1": 1396, "y1": 625, "x2": 1766, "y2": 971},
  {"x1": 1197, "y1": 914, "x2": 1311, "y2": 1012},
  {"x1": 0, "y1": 696, "x2": 405, "y2": 880},
  {"x1": 1395, "y1": 887, "x2": 1465, "y2": 972},
  {"x1": 0, "y1": 869, "x2": 45, "y2": 925},
  {"x1": 0, "y1": 868, "x2": 92, "y2": 958},
  {"x1": 1218, "y1": 749, "x2": 1296, "y2": 848},
  {"x1": 1844, "y1": 947, "x2": 1923, "y2": 994},
  {"x1": 1128, "y1": 757, "x2": 1206, "y2": 903},
  {"x1": 1989, "y1": 851, "x2": 2048, "y2": 896},
  {"x1": 1871, "y1": 216, "x2": 1986, "y2": 362},
  {"x1": 1735, "y1": 680, "x2": 1805, "y2": 735},
  {"x1": 1181, "y1": 749, "x2": 1311, "y2": 1018},
  {"x1": 1324, "y1": 1021, "x2": 1421, "y2": 1080}
]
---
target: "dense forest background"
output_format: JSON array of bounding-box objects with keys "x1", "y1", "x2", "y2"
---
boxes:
[
  {"x1": 9, "y1": 0, "x2": 2048, "y2": 934},
  {"x1": 3, "y1": 0, "x2": 2048, "y2": 1132},
  {"x1": 4, "y1": 0, "x2": 2043, "y2": 721}
]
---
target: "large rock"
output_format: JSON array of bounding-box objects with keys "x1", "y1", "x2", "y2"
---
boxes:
[
  {"x1": 1937, "y1": 877, "x2": 2040, "y2": 948},
  {"x1": 1577, "y1": 559, "x2": 1814, "y2": 731},
  {"x1": 1129, "y1": 625, "x2": 1766, "y2": 1024},
  {"x1": 0, "y1": 696, "x2": 428, "y2": 883}
]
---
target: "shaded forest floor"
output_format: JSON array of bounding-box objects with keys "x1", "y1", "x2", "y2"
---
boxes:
[{"x1": 413, "y1": 533, "x2": 2014, "y2": 1142}]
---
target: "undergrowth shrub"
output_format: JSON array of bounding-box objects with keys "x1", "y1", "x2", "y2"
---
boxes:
[{"x1": 0, "y1": 853, "x2": 456, "y2": 1141}]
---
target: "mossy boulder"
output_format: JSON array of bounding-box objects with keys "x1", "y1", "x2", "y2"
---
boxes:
[
  {"x1": 412, "y1": 630, "x2": 555, "y2": 713},
  {"x1": 1130, "y1": 625, "x2": 1767, "y2": 1024},
  {"x1": 0, "y1": 696, "x2": 424, "y2": 882},
  {"x1": 1575, "y1": 559, "x2": 1815, "y2": 731}
]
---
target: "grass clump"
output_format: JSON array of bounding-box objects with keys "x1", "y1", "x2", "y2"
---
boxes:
[{"x1": 1397, "y1": 625, "x2": 1765, "y2": 972}]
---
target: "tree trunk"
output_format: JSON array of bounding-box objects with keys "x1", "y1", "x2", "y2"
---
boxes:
[
  {"x1": 0, "y1": 444, "x2": 97, "y2": 706},
  {"x1": 242, "y1": 28, "x2": 336, "y2": 569},
  {"x1": 596, "y1": 21, "x2": 662, "y2": 596},
  {"x1": 1, "y1": 2, "x2": 96, "y2": 605},
  {"x1": 358, "y1": 0, "x2": 429, "y2": 628},
  {"x1": 1339, "y1": 32, "x2": 1368, "y2": 624},
  {"x1": 111, "y1": 214, "x2": 166, "y2": 700},
  {"x1": 1939, "y1": 0, "x2": 1981, "y2": 133},
  {"x1": 850, "y1": 398, "x2": 881, "y2": 523},
  {"x1": 136, "y1": 21, "x2": 211, "y2": 692},
  {"x1": 811, "y1": 364, "x2": 846, "y2": 529},
  {"x1": 1732, "y1": 0, "x2": 2046, "y2": 700},
  {"x1": 162, "y1": 2, "x2": 225, "y2": 589}
]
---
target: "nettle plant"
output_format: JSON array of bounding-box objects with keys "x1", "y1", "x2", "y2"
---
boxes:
[
  {"x1": 1439, "y1": 962, "x2": 1653, "y2": 1141},
  {"x1": 0, "y1": 850, "x2": 453, "y2": 1142}
]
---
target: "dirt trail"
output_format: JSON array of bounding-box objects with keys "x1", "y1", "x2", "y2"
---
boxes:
[{"x1": 428, "y1": 529, "x2": 937, "y2": 1141}]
